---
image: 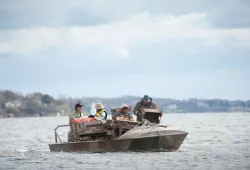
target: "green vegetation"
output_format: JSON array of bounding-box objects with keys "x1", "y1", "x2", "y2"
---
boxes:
[
  {"x1": 0, "y1": 90, "x2": 70, "y2": 117},
  {"x1": 0, "y1": 90, "x2": 249, "y2": 117}
]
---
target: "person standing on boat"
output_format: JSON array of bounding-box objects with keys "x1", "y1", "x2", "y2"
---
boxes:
[
  {"x1": 69, "y1": 103, "x2": 84, "y2": 124},
  {"x1": 112, "y1": 104, "x2": 135, "y2": 121},
  {"x1": 133, "y1": 95, "x2": 161, "y2": 122},
  {"x1": 94, "y1": 103, "x2": 108, "y2": 120}
]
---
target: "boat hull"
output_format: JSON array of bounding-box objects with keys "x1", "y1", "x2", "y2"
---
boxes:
[
  {"x1": 49, "y1": 139, "x2": 132, "y2": 152},
  {"x1": 126, "y1": 131, "x2": 188, "y2": 151},
  {"x1": 49, "y1": 130, "x2": 188, "y2": 152}
]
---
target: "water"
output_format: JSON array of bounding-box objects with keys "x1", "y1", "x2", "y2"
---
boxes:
[{"x1": 0, "y1": 113, "x2": 250, "y2": 170}]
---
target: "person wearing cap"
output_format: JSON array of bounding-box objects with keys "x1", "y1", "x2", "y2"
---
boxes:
[
  {"x1": 133, "y1": 95, "x2": 159, "y2": 122},
  {"x1": 94, "y1": 103, "x2": 108, "y2": 120},
  {"x1": 68, "y1": 103, "x2": 84, "y2": 142},
  {"x1": 69, "y1": 103, "x2": 84, "y2": 124},
  {"x1": 112, "y1": 104, "x2": 134, "y2": 121}
]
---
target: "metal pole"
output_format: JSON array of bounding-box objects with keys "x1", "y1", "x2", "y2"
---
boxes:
[
  {"x1": 54, "y1": 124, "x2": 70, "y2": 144},
  {"x1": 55, "y1": 129, "x2": 57, "y2": 143}
]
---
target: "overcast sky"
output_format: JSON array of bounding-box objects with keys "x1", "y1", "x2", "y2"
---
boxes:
[{"x1": 0, "y1": 0, "x2": 250, "y2": 100}]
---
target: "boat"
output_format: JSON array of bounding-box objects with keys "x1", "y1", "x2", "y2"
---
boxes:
[{"x1": 48, "y1": 108, "x2": 188, "y2": 152}]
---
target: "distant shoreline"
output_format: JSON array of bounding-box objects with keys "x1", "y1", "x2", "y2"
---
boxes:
[
  {"x1": 1, "y1": 90, "x2": 250, "y2": 118},
  {"x1": 1, "y1": 111, "x2": 249, "y2": 119}
]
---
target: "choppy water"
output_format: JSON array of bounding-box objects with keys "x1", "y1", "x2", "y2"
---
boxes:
[{"x1": 0, "y1": 113, "x2": 250, "y2": 170}]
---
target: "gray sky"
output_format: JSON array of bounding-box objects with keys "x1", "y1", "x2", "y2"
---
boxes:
[{"x1": 0, "y1": 0, "x2": 250, "y2": 100}]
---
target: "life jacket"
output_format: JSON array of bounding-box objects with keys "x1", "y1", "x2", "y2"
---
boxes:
[
  {"x1": 95, "y1": 109, "x2": 108, "y2": 119},
  {"x1": 71, "y1": 117, "x2": 95, "y2": 124}
]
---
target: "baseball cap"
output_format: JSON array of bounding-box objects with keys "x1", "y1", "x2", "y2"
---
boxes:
[
  {"x1": 143, "y1": 95, "x2": 150, "y2": 100},
  {"x1": 75, "y1": 103, "x2": 83, "y2": 108}
]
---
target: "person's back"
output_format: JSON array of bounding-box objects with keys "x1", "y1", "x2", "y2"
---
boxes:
[{"x1": 133, "y1": 95, "x2": 159, "y2": 122}]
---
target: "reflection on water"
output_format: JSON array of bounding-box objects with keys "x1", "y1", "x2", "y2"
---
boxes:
[{"x1": 0, "y1": 113, "x2": 250, "y2": 170}]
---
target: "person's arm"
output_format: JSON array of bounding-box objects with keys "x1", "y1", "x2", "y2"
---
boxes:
[
  {"x1": 69, "y1": 110, "x2": 80, "y2": 124},
  {"x1": 133, "y1": 102, "x2": 140, "y2": 115},
  {"x1": 112, "y1": 113, "x2": 117, "y2": 120},
  {"x1": 94, "y1": 112, "x2": 102, "y2": 120},
  {"x1": 112, "y1": 111, "x2": 120, "y2": 120}
]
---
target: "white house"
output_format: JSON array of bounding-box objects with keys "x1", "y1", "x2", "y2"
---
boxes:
[
  {"x1": 167, "y1": 104, "x2": 178, "y2": 110},
  {"x1": 197, "y1": 102, "x2": 210, "y2": 109},
  {"x1": 5, "y1": 100, "x2": 22, "y2": 108}
]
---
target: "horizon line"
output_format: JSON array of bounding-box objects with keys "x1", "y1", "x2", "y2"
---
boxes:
[{"x1": 1, "y1": 89, "x2": 249, "y2": 101}]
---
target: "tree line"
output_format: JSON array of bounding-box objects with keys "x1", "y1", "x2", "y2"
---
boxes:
[{"x1": 0, "y1": 90, "x2": 249, "y2": 117}]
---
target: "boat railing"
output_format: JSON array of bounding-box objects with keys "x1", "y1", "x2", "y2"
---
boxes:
[{"x1": 54, "y1": 124, "x2": 69, "y2": 143}]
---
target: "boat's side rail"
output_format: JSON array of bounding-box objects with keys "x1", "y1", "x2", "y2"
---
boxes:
[{"x1": 54, "y1": 124, "x2": 69, "y2": 143}]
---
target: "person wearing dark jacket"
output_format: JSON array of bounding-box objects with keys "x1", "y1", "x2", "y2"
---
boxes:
[{"x1": 133, "y1": 95, "x2": 160, "y2": 122}]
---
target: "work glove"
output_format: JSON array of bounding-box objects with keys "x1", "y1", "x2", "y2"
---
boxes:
[{"x1": 134, "y1": 111, "x2": 140, "y2": 116}]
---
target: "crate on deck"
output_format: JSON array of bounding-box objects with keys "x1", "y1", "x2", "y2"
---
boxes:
[{"x1": 142, "y1": 108, "x2": 162, "y2": 124}]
